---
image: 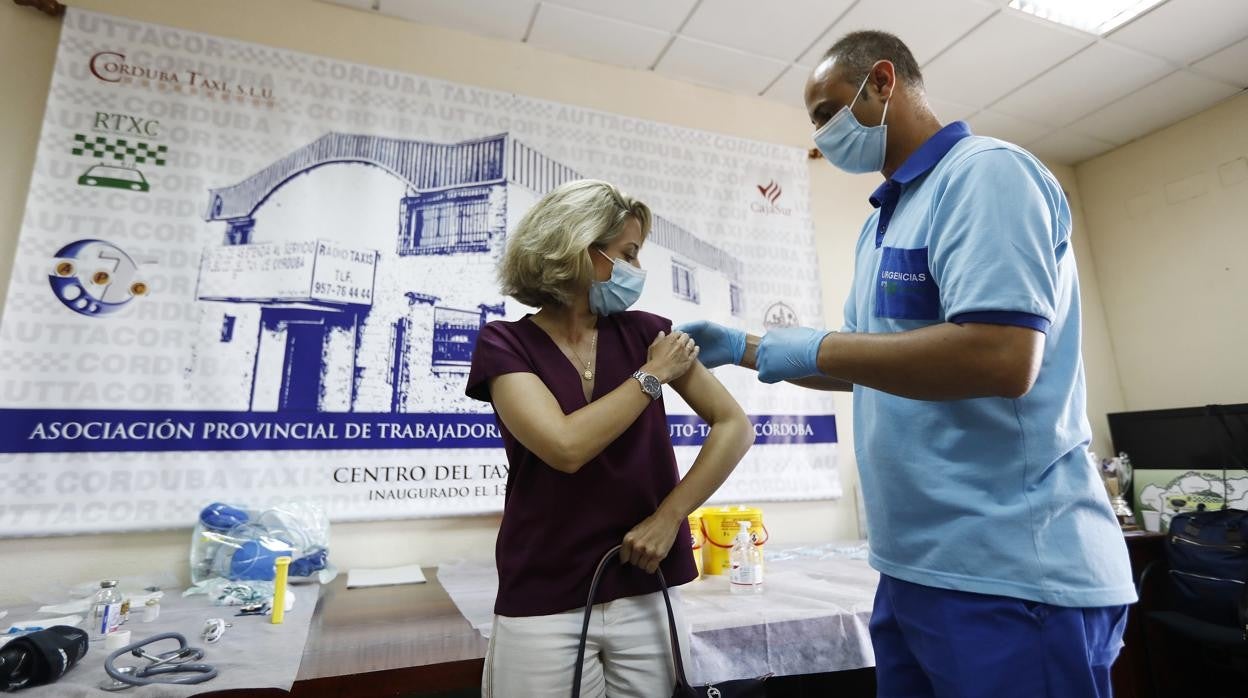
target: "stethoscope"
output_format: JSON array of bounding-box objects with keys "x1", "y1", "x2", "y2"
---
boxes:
[{"x1": 98, "y1": 632, "x2": 217, "y2": 691}]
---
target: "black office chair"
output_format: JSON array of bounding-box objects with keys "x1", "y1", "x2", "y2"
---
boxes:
[{"x1": 1137, "y1": 558, "x2": 1248, "y2": 697}]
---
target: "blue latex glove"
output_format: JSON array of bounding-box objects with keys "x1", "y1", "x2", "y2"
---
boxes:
[
  {"x1": 756, "y1": 327, "x2": 830, "y2": 384},
  {"x1": 675, "y1": 320, "x2": 746, "y2": 369}
]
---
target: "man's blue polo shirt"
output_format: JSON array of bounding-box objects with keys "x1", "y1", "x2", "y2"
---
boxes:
[{"x1": 844, "y1": 122, "x2": 1135, "y2": 607}]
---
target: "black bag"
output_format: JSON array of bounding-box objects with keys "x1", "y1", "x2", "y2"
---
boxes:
[
  {"x1": 1165, "y1": 508, "x2": 1248, "y2": 637},
  {"x1": 571, "y1": 545, "x2": 769, "y2": 698}
]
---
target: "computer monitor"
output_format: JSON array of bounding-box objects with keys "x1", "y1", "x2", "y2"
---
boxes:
[{"x1": 1107, "y1": 403, "x2": 1248, "y2": 471}]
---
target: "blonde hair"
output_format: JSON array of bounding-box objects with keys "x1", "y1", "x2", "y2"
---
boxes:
[{"x1": 499, "y1": 179, "x2": 652, "y2": 308}]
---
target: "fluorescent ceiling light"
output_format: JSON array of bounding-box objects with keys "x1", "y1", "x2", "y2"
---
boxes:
[{"x1": 1008, "y1": 0, "x2": 1166, "y2": 35}]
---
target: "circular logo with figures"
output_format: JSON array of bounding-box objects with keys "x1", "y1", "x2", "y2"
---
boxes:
[
  {"x1": 48, "y1": 239, "x2": 150, "y2": 317},
  {"x1": 762, "y1": 302, "x2": 799, "y2": 330}
]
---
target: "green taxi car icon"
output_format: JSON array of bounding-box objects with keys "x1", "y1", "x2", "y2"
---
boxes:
[{"x1": 78, "y1": 165, "x2": 150, "y2": 192}]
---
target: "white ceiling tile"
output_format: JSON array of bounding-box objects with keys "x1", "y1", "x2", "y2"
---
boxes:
[
  {"x1": 926, "y1": 97, "x2": 978, "y2": 122},
  {"x1": 528, "y1": 4, "x2": 671, "y2": 69},
  {"x1": 992, "y1": 42, "x2": 1172, "y2": 126},
  {"x1": 922, "y1": 12, "x2": 1094, "y2": 108},
  {"x1": 320, "y1": 0, "x2": 377, "y2": 10},
  {"x1": 966, "y1": 109, "x2": 1052, "y2": 144},
  {"x1": 1107, "y1": 0, "x2": 1248, "y2": 65},
  {"x1": 1068, "y1": 70, "x2": 1242, "y2": 145},
  {"x1": 377, "y1": 0, "x2": 539, "y2": 41},
  {"x1": 1191, "y1": 37, "x2": 1248, "y2": 88},
  {"x1": 762, "y1": 65, "x2": 813, "y2": 110},
  {"x1": 655, "y1": 36, "x2": 789, "y2": 95},
  {"x1": 682, "y1": 0, "x2": 856, "y2": 62},
  {"x1": 542, "y1": 0, "x2": 697, "y2": 32},
  {"x1": 799, "y1": 0, "x2": 998, "y2": 68},
  {"x1": 1026, "y1": 130, "x2": 1117, "y2": 165}
]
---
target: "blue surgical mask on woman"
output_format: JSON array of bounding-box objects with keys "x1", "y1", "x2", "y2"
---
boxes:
[
  {"x1": 588, "y1": 248, "x2": 646, "y2": 316},
  {"x1": 812, "y1": 71, "x2": 889, "y2": 174}
]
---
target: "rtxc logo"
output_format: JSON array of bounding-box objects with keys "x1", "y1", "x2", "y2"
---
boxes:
[
  {"x1": 48, "y1": 240, "x2": 154, "y2": 317},
  {"x1": 71, "y1": 112, "x2": 168, "y2": 194},
  {"x1": 750, "y1": 180, "x2": 792, "y2": 216}
]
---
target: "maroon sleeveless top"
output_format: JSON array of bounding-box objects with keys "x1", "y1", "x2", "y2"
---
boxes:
[{"x1": 466, "y1": 310, "x2": 697, "y2": 617}]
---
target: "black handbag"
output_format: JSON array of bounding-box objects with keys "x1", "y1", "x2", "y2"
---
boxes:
[{"x1": 570, "y1": 544, "x2": 769, "y2": 698}]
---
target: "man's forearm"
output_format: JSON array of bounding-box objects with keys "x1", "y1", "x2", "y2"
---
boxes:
[
  {"x1": 814, "y1": 323, "x2": 1040, "y2": 401},
  {"x1": 741, "y1": 333, "x2": 853, "y2": 392}
]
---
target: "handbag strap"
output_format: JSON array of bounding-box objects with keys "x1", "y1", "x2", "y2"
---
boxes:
[{"x1": 571, "y1": 545, "x2": 691, "y2": 698}]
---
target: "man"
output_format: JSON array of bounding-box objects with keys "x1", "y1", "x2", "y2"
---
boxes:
[{"x1": 681, "y1": 31, "x2": 1135, "y2": 698}]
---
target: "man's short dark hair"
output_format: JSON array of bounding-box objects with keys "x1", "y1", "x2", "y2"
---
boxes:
[{"x1": 823, "y1": 30, "x2": 924, "y2": 91}]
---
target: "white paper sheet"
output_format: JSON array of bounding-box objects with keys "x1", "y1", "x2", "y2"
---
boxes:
[{"x1": 347, "y1": 564, "x2": 428, "y2": 589}]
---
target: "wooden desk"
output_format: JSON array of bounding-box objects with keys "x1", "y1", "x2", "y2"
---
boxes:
[
  {"x1": 289, "y1": 568, "x2": 487, "y2": 697},
  {"x1": 1112, "y1": 532, "x2": 1167, "y2": 698}
]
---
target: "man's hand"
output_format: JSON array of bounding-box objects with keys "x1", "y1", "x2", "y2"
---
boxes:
[
  {"x1": 756, "y1": 327, "x2": 831, "y2": 384},
  {"x1": 676, "y1": 321, "x2": 746, "y2": 369}
]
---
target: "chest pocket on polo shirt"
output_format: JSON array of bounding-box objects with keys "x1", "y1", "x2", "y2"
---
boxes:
[{"x1": 875, "y1": 247, "x2": 940, "y2": 321}]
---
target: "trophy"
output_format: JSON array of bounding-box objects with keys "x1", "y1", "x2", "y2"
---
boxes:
[{"x1": 1109, "y1": 452, "x2": 1136, "y2": 528}]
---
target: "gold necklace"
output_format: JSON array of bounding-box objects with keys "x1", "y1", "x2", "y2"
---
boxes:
[{"x1": 567, "y1": 330, "x2": 598, "y2": 381}]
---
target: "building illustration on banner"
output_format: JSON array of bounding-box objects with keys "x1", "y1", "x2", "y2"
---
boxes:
[{"x1": 193, "y1": 132, "x2": 744, "y2": 414}]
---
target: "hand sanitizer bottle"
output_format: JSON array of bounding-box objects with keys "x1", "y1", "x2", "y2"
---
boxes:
[{"x1": 729, "y1": 521, "x2": 763, "y2": 594}]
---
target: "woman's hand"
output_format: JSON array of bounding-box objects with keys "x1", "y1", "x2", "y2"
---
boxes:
[
  {"x1": 620, "y1": 508, "x2": 684, "y2": 574},
  {"x1": 642, "y1": 331, "x2": 699, "y2": 384}
]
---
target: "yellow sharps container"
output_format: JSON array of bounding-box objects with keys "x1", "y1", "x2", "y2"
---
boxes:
[{"x1": 700, "y1": 505, "x2": 765, "y2": 576}]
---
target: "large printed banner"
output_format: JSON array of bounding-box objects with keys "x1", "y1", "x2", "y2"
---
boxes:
[{"x1": 0, "y1": 10, "x2": 839, "y2": 535}]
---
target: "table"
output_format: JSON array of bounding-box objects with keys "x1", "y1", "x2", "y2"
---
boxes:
[
  {"x1": 25, "y1": 534, "x2": 1154, "y2": 698},
  {"x1": 281, "y1": 550, "x2": 881, "y2": 697},
  {"x1": 1112, "y1": 531, "x2": 1167, "y2": 698},
  {"x1": 285, "y1": 568, "x2": 488, "y2": 697},
  {"x1": 279, "y1": 535, "x2": 1160, "y2": 698},
  {"x1": 6, "y1": 585, "x2": 315, "y2": 698}
]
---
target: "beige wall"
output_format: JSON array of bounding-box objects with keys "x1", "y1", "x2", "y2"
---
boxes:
[
  {"x1": 1075, "y1": 90, "x2": 1248, "y2": 413},
  {"x1": 0, "y1": 0, "x2": 1121, "y2": 602},
  {"x1": 1052, "y1": 164, "x2": 1129, "y2": 453}
]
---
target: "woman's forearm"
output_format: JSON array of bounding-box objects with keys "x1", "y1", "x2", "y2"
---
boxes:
[
  {"x1": 656, "y1": 413, "x2": 754, "y2": 521},
  {"x1": 557, "y1": 378, "x2": 654, "y2": 470}
]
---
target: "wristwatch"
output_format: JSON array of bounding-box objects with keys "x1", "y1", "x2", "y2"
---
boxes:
[{"x1": 631, "y1": 370, "x2": 662, "y2": 401}]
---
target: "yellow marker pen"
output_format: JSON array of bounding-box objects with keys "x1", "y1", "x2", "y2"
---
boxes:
[{"x1": 271, "y1": 556, "x2": 292, "y2": 624}]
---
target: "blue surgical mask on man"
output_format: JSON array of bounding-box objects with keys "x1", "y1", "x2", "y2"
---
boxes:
[
  {"x1": 812, "y1": 71, "x2": 889, "y2": 174},
  {"x1": 588, "y1": 248, "x2": 646, "y2": 316}
]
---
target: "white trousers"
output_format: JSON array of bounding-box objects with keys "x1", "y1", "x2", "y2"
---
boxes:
[{"x1": 482, "y1": 590, "x2": 691, "y2": 698}]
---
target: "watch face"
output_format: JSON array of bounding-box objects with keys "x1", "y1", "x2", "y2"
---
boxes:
[
  {"x1": 643, "y1": 374, "x2": 661, "y2": 398},
  {"x1": 636, "y1": 371, "x2": 661, "y2": 399}
]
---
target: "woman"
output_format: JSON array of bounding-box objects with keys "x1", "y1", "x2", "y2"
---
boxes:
[{"x1": 466, "y1": 179, "x2": 754, "y2": 696}]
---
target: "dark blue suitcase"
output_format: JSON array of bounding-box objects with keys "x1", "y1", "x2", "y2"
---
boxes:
[{"x1": 1166, "y1": 508, "x2": 1248, "y2": 636}]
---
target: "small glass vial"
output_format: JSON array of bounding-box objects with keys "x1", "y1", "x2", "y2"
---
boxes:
[
  {"x1": 142, "y1": 597, "x2": 161, "y2": 623},
  {"x1": 91, "y1": 580, "x2": 123, "y2": 640}
]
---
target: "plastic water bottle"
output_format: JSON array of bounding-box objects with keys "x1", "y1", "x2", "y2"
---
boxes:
[
  {"x1": 90, "y1": 580, "x2": 123, "y2": 640},
  {"x1": 729, "y1": 521, "x2": 763, "y2": 594}
]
